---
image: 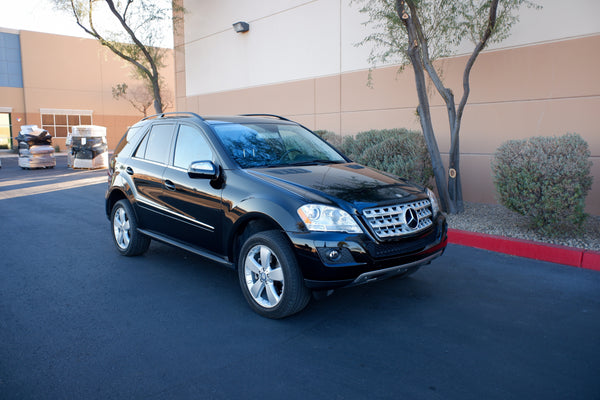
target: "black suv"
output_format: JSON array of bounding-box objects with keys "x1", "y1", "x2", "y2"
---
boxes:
[{"x1": 106, "y1": 113, "x2": 447, "y2": 318}]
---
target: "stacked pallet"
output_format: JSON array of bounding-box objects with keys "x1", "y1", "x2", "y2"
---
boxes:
[
  {"x1": 16, "y1": 125, "x2": 56, "y2": 169},
  {"x1": 67, "y1": 125, "x2": 108, "y2": 169}
]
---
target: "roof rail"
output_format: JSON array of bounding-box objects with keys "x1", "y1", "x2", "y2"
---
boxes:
[
  {"x1": 142, "y1": 112, "x2": 205, "y2": 121},
  {"x1": 238, "y1": 114, "x2": 291, "y2": 122}
]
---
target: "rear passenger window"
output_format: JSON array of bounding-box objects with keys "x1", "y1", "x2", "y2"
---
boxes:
[
  {"x1": 134, "y1": 132, "x2": 149, "y2": 158},
  {"x1": 134, "y1": 124, "x2": 174, "y2": 164},
  {"x1": 114, "y1": 126, "x2": 142, "y2": 156}
]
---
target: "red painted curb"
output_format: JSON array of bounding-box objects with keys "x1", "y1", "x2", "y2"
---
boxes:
[
  {"x1": 582, "y1": 252, "x2": 600, "y2": 271},
  {"x1": 448, "y1": 228, "x2": 600, "y2": 270}
]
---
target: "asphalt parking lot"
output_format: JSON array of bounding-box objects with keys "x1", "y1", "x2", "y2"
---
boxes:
[{"x1": 1, "y1": 154, "x2": 600, "y2": 400}]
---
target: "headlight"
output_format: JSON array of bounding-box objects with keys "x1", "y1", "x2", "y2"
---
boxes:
[
  {"x1": 426, "y1": 188, "x2": 440, "y2": 215},
  {"x1": 297, "y1": 204, "x2": 362, "y2": 233}
]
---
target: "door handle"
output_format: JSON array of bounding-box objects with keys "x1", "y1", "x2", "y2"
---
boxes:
[
  {"x1": 126, "y1": 167, "x2": 134, "y2": 175},
  {"x1": 164, "y1": 180, "x2": 176, "y2": 191}
]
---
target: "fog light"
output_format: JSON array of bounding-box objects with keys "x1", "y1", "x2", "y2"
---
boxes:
[
  {"x1": 317, "y1": 247, "x2": 355, "y2": 265},
  {"x1": 327, "y1": 249, "x2": 341, "y2": 261}
]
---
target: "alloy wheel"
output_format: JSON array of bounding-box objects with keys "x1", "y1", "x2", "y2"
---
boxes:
[{"x1": 243, "y1": 244, "x2": 285, "y2": 308}]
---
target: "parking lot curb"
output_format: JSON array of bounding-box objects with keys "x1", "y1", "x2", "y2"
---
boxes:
[{"x1": 448, "y1": 229, "x2": 600, "y2": 271}]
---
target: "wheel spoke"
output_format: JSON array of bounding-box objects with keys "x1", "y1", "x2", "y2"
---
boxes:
[
  {"x1": 114, "y1": 210, "x2": 122, "y2": 226},
  {"x1": 245, "y1": 256, "x2": 261, "y2": 275},
  {"x1": 259, "y1": 246, "x2": 272, "y2": 268},
  {"x1": 268, "y1": 267, "x2": 284, "y2": 282},
  {"x1": 117, "y1": 208, "x2": 126, "y2": 225},
  {"x1": 265, "y1": 282, "x2": 280, "y2": 305},
  {"x1": 250, "y1": 280, "x2": 265, "y2": 299}
]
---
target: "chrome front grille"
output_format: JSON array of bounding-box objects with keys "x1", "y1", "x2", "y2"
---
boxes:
[{"x1": 362, "y1": 199, "x2": 433, "y2": 240}]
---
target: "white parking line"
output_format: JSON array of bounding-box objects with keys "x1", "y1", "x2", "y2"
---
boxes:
[
  {"x1": 0, "y1": 170, "x2": 102, "y2": 188},
  {"x1": 0, "y1": 176, "x2": 107, "y2": 200}
]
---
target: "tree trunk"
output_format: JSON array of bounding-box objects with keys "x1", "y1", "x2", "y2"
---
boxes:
[
  {"x1": 410, "y1": 63, "x2": 452, "y2": 212},
  {"x1": 398, "y1": 0, "x2": 455, "y2": 213},
  {"x1": 447, "y1": 137, "x2": 463, "y2": 212},
  {"x1": 448, "y1": 121, "x2": 464, "y2": 212},
  {"x1": 151, "y1": 77, "x2": 163, "y2": 114}
]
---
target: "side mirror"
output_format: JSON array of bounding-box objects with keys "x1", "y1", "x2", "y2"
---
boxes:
[{"x1": 188, "y1": 161, "x2": 218, "y2": 179}]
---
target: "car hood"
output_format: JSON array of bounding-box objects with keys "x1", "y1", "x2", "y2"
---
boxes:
[{"x1": 248, "y1": 163, "x2": 425, "y2": 209}]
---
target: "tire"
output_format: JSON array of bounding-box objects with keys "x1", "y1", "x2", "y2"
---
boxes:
[
  {"x1": 111, "y1": 199, "x2": 150, "y2": 256},
  {"x1": 238, "y1": 230, "x2": 311, "y2": 319}
]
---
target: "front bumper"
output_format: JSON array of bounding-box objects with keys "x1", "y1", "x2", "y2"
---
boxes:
[{"x1": 288, "y1": 215, "x2": 447, "y2": 290}]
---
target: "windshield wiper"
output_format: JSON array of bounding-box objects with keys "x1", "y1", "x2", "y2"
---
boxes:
[
  {"x1": 263, "y1": 159, "x2": 345, "y2": 168},
  {"x1": 285, "y1": 159, "x2": 345, "y2": 166}
]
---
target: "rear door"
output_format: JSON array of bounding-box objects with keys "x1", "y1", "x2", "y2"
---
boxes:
[
  {"x1": 160, "y1": 123, "x2": 224, "y2": 253},
  {"x1": 128, "y1": 122, "x2": 175, "y2": 232}
]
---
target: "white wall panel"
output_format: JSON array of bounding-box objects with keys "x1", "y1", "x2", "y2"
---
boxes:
[
  {"x1": 184, "y1": 0, "x2": 315, "y2": 42},
  {"x1": 185, "y1": 0, "x2": 340, "y2": 96},
  {"x1": 184, "y1": 0, "x2": 600, "y2": 95}
]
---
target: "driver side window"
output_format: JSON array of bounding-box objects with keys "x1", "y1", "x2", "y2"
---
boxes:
[{"x1": 173, "y1": 125, "x2": 213, "y2": 169}]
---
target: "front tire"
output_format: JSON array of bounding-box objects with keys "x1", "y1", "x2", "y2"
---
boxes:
[
  {"x1": 238, "y1": 230, "x2": 310, "y2": 319},
  {"x1": 111, "y1": 199, "x2": 150, "y2": 256}
]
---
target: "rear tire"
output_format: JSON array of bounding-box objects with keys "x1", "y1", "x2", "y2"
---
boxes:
[
  {"x1": 238, "y1": 230, "x2": 310, "y2": 319},
  {"x1": 111, "y1": 199, "x2": 150, "y2": 256}
]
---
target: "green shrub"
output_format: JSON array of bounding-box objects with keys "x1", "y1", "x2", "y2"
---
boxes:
[
  {"x1": 314, "y1": 130, "x2": 343, "y2": 148},
  {"x1": 339, "y1": 129, "x2": 400, "y2": 159},
  {"x1": 325, "y1": 128, "x2": 433, "y2": 187},
  {"x1": 492, "y1": 133, "x2": 593, "y2": 236}
]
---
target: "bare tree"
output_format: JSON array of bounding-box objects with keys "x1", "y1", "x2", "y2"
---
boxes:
[
  {"x1": 113, "y1": 82, "x2": 173, "y2": 117},
  {"x1": 356, "y1": 0, "x2": 539, "y2": 213},
  {"x1": 55, "y1": 0, "x2": 182, "y2": 114}
]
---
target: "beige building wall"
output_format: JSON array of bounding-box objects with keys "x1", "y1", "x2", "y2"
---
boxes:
[
  {"x1": 0, "y1": 29, "x2": 174, "y2": 150},
  {"x1": 174, "y1": 1, "x2": 600, "y2": 215}
]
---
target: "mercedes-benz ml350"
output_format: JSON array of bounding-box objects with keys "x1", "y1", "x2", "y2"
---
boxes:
[{"x1": 105, "y1": 113, "x2": 447, "y2": 318}]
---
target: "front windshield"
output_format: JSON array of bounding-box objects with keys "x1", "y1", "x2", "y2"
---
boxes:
[{"x1": 212, "y1": 122, "x2": 346, "y2": 168}]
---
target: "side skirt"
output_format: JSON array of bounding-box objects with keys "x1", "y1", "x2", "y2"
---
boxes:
[{"x1": 137, "y1": 228, "x2": 234, "y2": 269}]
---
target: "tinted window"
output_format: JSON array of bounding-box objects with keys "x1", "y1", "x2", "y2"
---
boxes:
[
  {"x1": 140, "y1": 124, "x2": 174, "y2": 164},
  {"x1": 213, "y1": 123, "x2": 345, "y2": 168},
  {"x1": 173, "y1": 125, "x2": 213, "y2": 169},
  {"x1": 114, "y1": 125, "x2": 142, "y2": 156},
  {"x1": 134, "y1": 131, "x2": 149, "y2": 158}
]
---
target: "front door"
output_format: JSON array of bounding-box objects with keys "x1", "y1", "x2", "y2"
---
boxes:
[{"x1": 160, "y1": 123, "x2": 224, "y2": 254}]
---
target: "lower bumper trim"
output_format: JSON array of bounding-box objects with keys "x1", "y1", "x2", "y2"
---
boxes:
[{"x1": 347, "y1": 249, "x2": 444, "y2": 287}]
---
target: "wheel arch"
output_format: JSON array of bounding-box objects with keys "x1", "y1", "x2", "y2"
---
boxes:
[
  {"x1": 105, "y1": 188, "x2": 129, "y2": 220},
  {"x1": 228, "y1": 215, "x2": 286, "y2": 269}
]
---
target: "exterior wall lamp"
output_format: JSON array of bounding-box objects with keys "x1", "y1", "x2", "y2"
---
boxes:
[{"x1": 233, "y1": 21, "x2": 250, "y2": 33}]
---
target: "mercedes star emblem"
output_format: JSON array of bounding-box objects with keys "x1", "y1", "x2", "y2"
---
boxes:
[{"x1": 404, "y1": 207, "x2": 419, "y2": 229}]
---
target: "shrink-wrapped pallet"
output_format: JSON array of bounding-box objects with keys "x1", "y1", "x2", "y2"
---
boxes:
[
  {"x1": 67, "y1": 125, "x2": 108, "y2": 169},
  {"x1": 16, "y1": 125, "x2": 56, "y2": 169}
]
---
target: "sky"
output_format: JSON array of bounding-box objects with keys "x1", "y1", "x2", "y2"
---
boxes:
[{"x1": 0, "y1": 0, "x2": 174, "y2": 48}]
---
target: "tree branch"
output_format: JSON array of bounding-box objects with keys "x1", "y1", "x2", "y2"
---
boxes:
[
  {"x1": 405, "y1": 0, "x2": 453, "y2": 107},
  {"x1": 105, "y1": 0, "x2": 159, "y2": 82},
  {"x1": 456, "y1": 0, "x2": 499, "y2": 121}
]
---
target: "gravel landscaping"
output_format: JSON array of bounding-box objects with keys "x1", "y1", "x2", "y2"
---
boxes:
[{"x1": 446, "y1": 202, "x2": 600, "y2": 251}]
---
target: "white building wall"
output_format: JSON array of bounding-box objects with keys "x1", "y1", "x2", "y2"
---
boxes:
[
  {"x1": 185, "y1": 0, "x2": 340, "y2": 96},
  {"x1": 183, "y1": 0, "x2": 600, "y2": 96}
]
